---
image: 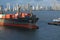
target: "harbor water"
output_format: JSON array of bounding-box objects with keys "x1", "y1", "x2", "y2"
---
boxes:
[{"x1": 0, "y1": 11, "x2": 60, "y2": 40}]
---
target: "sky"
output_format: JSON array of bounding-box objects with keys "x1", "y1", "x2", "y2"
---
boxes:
[{"x1": 0, "y1": 0, "x2": 60, "y2": 6}]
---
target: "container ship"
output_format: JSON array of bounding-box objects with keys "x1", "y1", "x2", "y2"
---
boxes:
[{"x1": 0, "y1": 7, "x2": 39, "y2": 29}]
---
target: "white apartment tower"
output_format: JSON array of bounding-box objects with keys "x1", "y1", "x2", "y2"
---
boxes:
[{"x1": 6, "y1": 3, "x2": 11, "y2": 10}]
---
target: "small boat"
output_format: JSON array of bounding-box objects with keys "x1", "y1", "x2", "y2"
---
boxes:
[
  {"x1": 0, "y1": 6, "x2": 39, "y2": 29},
  {"x1": 48, "y1": 18, "x2": 60, "y2": 25}
]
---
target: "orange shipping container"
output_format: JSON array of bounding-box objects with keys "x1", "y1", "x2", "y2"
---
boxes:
[
  {"x1": 2, "y1": 16, "x2": 6, "y2": 19},
  {"x1": 12, "y1": 15, "x2": 15, "y2": 19},
  {"x1": 5, "y1": 14, "x2": 11, "y2": 19}
]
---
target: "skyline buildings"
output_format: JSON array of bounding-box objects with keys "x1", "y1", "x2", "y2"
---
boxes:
[
  {"x1": 1, "y1": 3, "x2": 60, "y2": 11},
  {"x1": 0, "y1": 0, "x2": 60, "y2": 11},
  {"x1": 0, "y1": 0, "x2": 60, "y2": 6}
]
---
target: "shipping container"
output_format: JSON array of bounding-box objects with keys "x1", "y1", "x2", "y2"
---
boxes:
[
  {"x1": 5, "y1": 14, "x2": 11, "y2": 19},
  {"x1": 12, "y1": 15, "x2": 15, "y2": 19},
  {"x1": 2, "y1": 16, "x2": 5, "y2": 19}
]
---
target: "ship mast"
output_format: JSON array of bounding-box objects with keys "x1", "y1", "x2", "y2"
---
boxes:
[
  {"x1": 17, "y1": 4, "x2": 21, "y2": 16},
  {"x1": 17, "y1": 4, "x2": 21, "y2": 13},
  {"x1": 30, "y1": 6, "x2": 33, "y2": 17},
  {"x1": 18, "y1": 6, "x2": 21, "y2": 13}
]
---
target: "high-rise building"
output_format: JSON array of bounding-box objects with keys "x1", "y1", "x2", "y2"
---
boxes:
[
  {"x1": 36, "y1": 4, "x2": 40, "y2": 10},
  {"x1": 0, "y1": 5, "x2": 3, "y2": 11},
  {"x1": 32, "y1": 5, "x2": 35, "y2": 10},
  {"x1": 6, "y1": 3, "x2": 11, "y2": 11}
]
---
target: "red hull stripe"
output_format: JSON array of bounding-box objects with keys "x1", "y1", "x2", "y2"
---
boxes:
[{"x1": 0, "y1": 22, "x2": 38, "y2": 29}]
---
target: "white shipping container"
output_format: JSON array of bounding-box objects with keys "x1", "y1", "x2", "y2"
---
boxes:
[
  {"x1": 0, "y1": 14, "x2": 2, "y2": 18},
  {"x1": 0, "y1": 14, "x2": 5, "y2": 18}
]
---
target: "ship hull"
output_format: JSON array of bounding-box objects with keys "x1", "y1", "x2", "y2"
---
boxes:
[
  {"x1": 0, "y1": 19, "x2": 39, "y2": 29},
  {"x1": 48, "y1": 22, "x2": 60, "y2": 25}
]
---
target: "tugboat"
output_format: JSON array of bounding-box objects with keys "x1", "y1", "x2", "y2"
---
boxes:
[
  {"x1": 48, "y1": 18, "x2": 60, "y2": 25},
  {"x1": 0, "y1": 6, "x2": 39, "y2": 29}
]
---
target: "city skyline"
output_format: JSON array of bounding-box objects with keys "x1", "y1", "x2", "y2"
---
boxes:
[{"x1": 0, "y1": 0, "x2": 60, "y2": 6}]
